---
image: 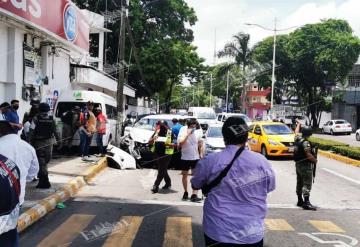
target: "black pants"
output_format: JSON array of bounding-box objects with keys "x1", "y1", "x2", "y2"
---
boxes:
[
  {"x1": 154, "y1": 154, "x2": 172, "y2": 187},
  {"x1": 204, "y1": 234, "x2": 263, "y2": 247},
  {"x1": 34, "y1": 139, "x2": 53, "y2": 186},
  {"x1": 0, "y1": 228, "x2": 19, "y2": 247}
]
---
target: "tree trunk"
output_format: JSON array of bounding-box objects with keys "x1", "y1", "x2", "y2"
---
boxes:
[{"x1": 165, "y1": 81, "x2": 175, "y2": 113}]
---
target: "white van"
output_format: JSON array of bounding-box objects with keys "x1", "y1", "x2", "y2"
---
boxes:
[
  {"x1": 188, "y1": 107, "x2": 217, "y2": 130},
  {"x1": 54, "y1": 90, "x2": 117, "y2": 147}
]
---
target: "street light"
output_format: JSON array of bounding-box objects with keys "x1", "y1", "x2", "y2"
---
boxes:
[{"x1": 245, "y1": 20, "x2": 298, "y2": 109}]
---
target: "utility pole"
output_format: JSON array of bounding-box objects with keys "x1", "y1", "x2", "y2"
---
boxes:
[
  {"x1": 226, "y1": 70, "x2": 230, "y2": 113},
  {"x1": 270, "y1": 17, "x2": 277, "y2": 109},
  {"x1": 209, "y1": 74, "x2": 213, "y2": 107},
  {"x1": 115, "y1": 0, "x2": 128, "y2": 146}
]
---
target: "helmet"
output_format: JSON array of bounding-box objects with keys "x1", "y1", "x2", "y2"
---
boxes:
[
  {"x1": 39, "y1": 103, "x2": 50, "y2": 113},
  {"x1": 301, "y1": 126, "x2": 313, "y2": 137}
]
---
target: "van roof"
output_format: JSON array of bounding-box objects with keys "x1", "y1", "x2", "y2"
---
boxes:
[
  {"x1": 142, "y1": 114, "x2": 185, "y2": 120},
  {"x1": 57, "y1": 90, "x2": 116, "y2": 103}
]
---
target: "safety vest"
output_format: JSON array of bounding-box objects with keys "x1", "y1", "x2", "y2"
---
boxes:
[{"x1": 165, "y1": 129, "x2": 174, "y2": 155}]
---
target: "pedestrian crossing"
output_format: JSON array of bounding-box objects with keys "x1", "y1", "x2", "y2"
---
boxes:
[{"x1": 33, "y1": 214, "x2": 356, "y2": 246}]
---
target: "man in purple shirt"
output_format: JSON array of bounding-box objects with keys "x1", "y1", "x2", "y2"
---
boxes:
[{"x1": 191, "y1": 117, "x2": 276, "y2": 246}]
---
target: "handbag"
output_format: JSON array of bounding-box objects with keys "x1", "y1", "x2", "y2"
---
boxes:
[{"x1": 201, "y1": 147, "x2": 245, "y2": 196}]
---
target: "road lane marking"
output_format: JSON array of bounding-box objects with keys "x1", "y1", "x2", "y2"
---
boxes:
[
  {"x1": 309, "y1": 220, "x2": 345, "y2": 233},
  {"x1": 37, "y1": 214, "x2": 95, "y2": 247},
  {"x1": 322, "y1": 168, "x2": 360, "y2": 185},
  {"x1": 265, "y1": 219, "x2": 295, "y2": 231},
  {"x1": 163, "y1": 217, "x2": 193, "y2": 247},
  {"x1": 299, "y1": 233, "x2": 358, "y2": 247},
  {"x1": 102, "y1": 216, "x2": 143, "y2": 247}
]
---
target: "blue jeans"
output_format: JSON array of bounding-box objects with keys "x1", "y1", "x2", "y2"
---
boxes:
[
  {"x1": 0, "y1": 228, "x2": 19, "y2": 247},
  {"x1": 79, "y1": 130, "x2": 92, "y2": 156},
  {"x1": 96, "y1": 134, "x2": 105, "y2": 154}
]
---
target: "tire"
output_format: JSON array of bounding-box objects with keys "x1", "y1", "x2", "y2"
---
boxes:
[
  {"x1": 330, "y1": 129, "x2": 334, "y2": 135},
  {"x1": 347, "y1": 132, "x2": 351, "y2": 135},
  {"x1": 356, "y1": 133, "x2": 360, "y2": 141},
  {"x1": 261, "y1": 145, "x2": 268, "y2": 158}
]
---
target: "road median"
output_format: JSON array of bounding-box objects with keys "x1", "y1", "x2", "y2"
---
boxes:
[
  {"x1": 18, "y1": 157, "x2": 108, "y2": 232},
  {"x1": 318, "y1": 150, "x2": 360, "y2": 168}
]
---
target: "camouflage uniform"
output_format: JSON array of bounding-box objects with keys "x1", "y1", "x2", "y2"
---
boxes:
[
  {"x1": 30, "y1": 112, "x2": 59, "y2": 188},
  {"x1": 294, "y1": 135, "x2": 314, "y2": 197}
]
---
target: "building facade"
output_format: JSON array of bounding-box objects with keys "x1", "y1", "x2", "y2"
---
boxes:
[{"x1": 244, "y1": 83, "x2": 271, "y2": 119}]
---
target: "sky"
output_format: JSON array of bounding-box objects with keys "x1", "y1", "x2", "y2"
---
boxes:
[{"x1": 185, "y1": 0, "x2": 360, "y2": 65}]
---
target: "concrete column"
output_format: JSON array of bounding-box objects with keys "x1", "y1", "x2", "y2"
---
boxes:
[{"x1": 98, "y1": 32, "x2": 104, "y2": 71}]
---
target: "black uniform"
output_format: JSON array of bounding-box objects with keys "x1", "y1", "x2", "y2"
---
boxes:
[{"x1": 30, "y1": 113, "x2": 59, "y2": 188}]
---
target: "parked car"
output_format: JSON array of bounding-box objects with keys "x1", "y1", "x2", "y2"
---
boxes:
[
  {"x1": 248, "y1": 121, "x2": 295, "y2": 157},
  {"x1": 356, "y1": 129, "x2": 360, "y2": 141},
  {"x1": 188, "y1": 107, "x2": 217, "y2": 131},
  {"x1": 322, "y1": 119, "x2": 352, "y2": 135},
  {"x1": 54, "y1": 90, "x2": 117, "y2": 147},
  {"x1": 217, "y1": 113, "x2": 252, "y2": 126}
]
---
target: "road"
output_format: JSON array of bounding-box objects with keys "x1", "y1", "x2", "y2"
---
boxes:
[
  {"x1": 313, "y1": 133, "x2": 360, "y2": 147},
  {"x1": 20, "y1": 155, "x2": 360, "y2": 247}
]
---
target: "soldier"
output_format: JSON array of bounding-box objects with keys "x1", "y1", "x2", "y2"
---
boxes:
[
  {"x1": 294, "y1": 120, "x2": 317, "y2": 211},
  {"x1": 29, "y1": 103, "x2": 60, "y2": 189}
]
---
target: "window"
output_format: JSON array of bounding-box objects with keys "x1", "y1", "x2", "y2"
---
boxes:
[
  {"x1": 217, "y1": 114, "x2": 223, "y2": 121},
  {"x1": 263, "y1": 125, "x2": 293, "y2": 135},
  {"x1": 254, "y1": 125, "x2": 262, "y2": 135},
  {"x1": 329, "y1": 121, "x2": 334, "y2": 126},
  {"x1": 105, "y1": 104, "x2": 118, "y2": 120},
  {"x1": 348, "y1": 75, "x2": 360, "y2": 87},
  {"x1": 207, "y1": 127, "x2": 223, "y2": 138},
  {"x1": 55, "y1": 102, "x2": 101, "y2": 118}
]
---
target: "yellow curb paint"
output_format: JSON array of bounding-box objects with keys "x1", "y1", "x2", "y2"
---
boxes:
[
  {"x1": 102, "y1": 216, "x2": 143, "y2": 247},
  {"x1": 18, "y1": 158, "x2": 108, "y2": 233},
  {"x1": 37, "y1": 214, "x2": 95, "y2": 247},
  {"x1": 163, "y1": 217, "x2": 193, "y2": 247},
  {"x1": 318, "y1": 150, "x2": 360, "y2": 167},
  {"x1": 309, "y1": 220, "x2": 345, "y2": 233},
  {"x1": 265, "y1": 219, "x2": 295, "y2": 231}
]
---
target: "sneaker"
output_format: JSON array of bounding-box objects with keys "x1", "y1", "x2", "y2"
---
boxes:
[
  {"x1": 190, "y1": 194, "x2": 202, "y2": 203},
  {"x1": 162, "y1": 184, "x2": 171, "y2": 190},
  {"x1": 182, "y1": 191, "x2": 189, "y2": 200},
  {"x1": 151, "y1": 185, "x2": 159, "y2": 194}
]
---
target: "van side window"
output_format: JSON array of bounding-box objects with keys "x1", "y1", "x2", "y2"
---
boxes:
[
  {"x1": 106, "y1": 104, "x2": 118, "y2": 119},
  {"x1": 217, "y1": 114, "x2": 222, "y2": 121}
]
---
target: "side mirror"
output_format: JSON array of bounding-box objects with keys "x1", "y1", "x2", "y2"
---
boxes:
[{"x1": 254, "y1": 130, "x2": 262, "y2": 135}]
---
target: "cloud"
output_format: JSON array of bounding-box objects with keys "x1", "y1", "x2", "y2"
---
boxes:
[{"x1": 186, "y1": 0, "x2": 360, "y2": 65}]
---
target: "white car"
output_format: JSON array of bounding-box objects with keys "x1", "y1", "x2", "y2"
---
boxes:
[
  {"x1": 322, "y1": 119, "x2": 352, "y2": 135},
  {"x1": 217, "y1": 113, "x2": 253, "y2": 127},
  {"x1": 124, "y1": 114, "x2": 184, "y2": 143},
  {"x1": 356, "y1": 129, "x2": 360, "y2": 141},
  {"x1": 188, "y1": 107, "x2": 217, "y2": 130},
  {"x1": 205, "y1": 124, "x2": 225, "y2": 154}
]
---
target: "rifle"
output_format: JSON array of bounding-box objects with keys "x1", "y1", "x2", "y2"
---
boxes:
[{"x1": 312, "y1": 145, "x2": 318, "y2": 183}]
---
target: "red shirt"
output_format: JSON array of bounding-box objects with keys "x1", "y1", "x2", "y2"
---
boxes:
[{"x1": 96, "y1": 113, "x2": 107, "y2": 135}]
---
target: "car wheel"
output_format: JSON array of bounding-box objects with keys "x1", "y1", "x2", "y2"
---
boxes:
[
  {"x1": 356, "y1": 133, "x2": 360, "y2": 141},
  {"x1": 347, "y1": 132, "x2": 351, "y2": 135},
  {"x1": 330, "y1": 129, "x2": 334, "y2": 135},
  {"x1": 261, "y1": 145, "x2": 268, "y2": 158}
]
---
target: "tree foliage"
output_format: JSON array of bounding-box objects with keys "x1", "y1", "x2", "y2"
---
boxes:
[
  {"x1": 252, "y1": 19, "x2": 360, "y2": 127},
  {"x1": 73, "y1": 0, "x2": 205, "y2": 111}
]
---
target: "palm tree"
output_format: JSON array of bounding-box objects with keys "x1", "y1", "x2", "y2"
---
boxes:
[{"x1": 218, "y1": 32, "x2": 254, "y2": 113}]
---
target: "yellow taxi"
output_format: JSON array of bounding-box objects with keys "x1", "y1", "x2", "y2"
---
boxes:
[{"x1": 248, "y1": 121, "x2": 295, "y2": 157}]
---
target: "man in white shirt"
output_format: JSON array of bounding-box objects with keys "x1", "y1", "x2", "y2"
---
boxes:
[
  {"x1": 0, "y1": 120, "x2": 39, "y2": 205},
  {"x1": 177, "y1": 118, "x2": 204, "y2": 202}
]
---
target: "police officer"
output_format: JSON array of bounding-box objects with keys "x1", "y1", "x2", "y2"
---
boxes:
[
  {"x1": 29, "y1": 103, "x2": 60, "y2": 189},
  {"x1": 294, "y1": 120, "x2": 317, "y2": 211}
]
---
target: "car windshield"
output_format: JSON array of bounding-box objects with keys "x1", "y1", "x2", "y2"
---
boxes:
[
  {"x1": 196, "y1": 112, "x2": 216, "y2": 119},
  {"x1": 335, "y1": 120, "x2": 348, "y2": 124},
  {"x1": 207, "y1": 126, "x2": 223, "y2": 138},
  {"x1": 263, "y1": 124, "x2": 293, "y2": 135},
  {"x1": 134, "y1": 118, "x2": 174, "y2": 130}
]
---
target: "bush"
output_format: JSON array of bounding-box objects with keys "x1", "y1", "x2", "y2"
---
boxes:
[
  {"x1": 309, "y1": 137, "x2": 349, "y2": 151},
  {"x1": 332, "y1": 146, "x2": 360, "y2": 160}
]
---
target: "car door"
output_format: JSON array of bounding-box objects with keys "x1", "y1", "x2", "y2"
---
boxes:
[
  {"x1": 323, "y1": 121, "x2": 330, "y2": 133},
  {"x1": 328, "y1": 121, "x2": 334, "y2": 133},
  {"x1": 249, "y1": 125, "x2": 262, "y2": 152}
]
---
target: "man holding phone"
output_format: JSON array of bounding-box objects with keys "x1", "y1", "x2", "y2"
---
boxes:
[{"x1": 178, "y1": 118, "x2": 204, "y2": 202}]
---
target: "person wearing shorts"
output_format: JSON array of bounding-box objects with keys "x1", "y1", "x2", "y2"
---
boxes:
[{"x1": 178, "y1": 118, "x2": 204, "y2": 202}]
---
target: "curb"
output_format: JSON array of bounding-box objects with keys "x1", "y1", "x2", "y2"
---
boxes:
[
  {"x1": 318, "y1": 150, "x2": 360, "y2": 168},
  {"x1": 18, "y1": 157, "x2": 108, "y2": 232}
]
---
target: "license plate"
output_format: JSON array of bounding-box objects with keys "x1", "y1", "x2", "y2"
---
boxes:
[{"x1": 288, "y1": 147, "x2": 294, "y2": 152}]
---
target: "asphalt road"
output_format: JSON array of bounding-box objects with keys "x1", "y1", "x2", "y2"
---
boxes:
[
  {"x1": 313, "y1": 133, "x2": 360, "y2": 147},
  {"x1": 20, "y1": 155, "x2": 360, "y2": 247}
]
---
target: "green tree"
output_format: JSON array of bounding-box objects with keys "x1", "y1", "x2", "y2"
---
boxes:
[
  {"x1": 252, "y1": 19, "x2": 360, "y2": 127},
  {"x1": 73, "y1": 0, "x2": 205, "y2": 112}
]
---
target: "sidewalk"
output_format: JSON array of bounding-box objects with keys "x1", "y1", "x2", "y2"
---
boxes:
[{"x1": 19, "y1": 155, "x2": 108, "y2": 232}]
